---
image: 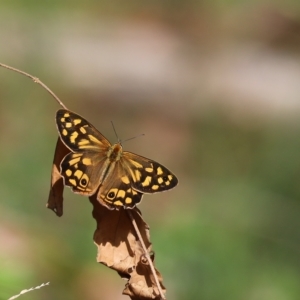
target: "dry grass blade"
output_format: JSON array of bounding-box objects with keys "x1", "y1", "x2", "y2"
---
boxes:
[{"x1": 8, "y1": 282, "x2": 50, "y2": 300}]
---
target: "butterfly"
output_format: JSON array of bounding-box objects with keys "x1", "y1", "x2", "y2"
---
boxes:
[{"x1": 55, "y1": 109, "x2": 178, "y2": 210}]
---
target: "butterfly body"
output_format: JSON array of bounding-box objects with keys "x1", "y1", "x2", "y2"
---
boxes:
[
  {"x1": 56, "y1": 109, "x2": 178, "y2": 210},
  {"x1": 108, "y1": 143, "x2": 122, "y2": 162}
]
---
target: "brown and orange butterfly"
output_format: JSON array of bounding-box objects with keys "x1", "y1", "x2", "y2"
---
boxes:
[{"x1": 56, "y1": 109, "x2": 178, "y2": 210}]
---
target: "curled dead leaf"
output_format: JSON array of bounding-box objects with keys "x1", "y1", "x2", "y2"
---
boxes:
[{"x1": 47, "y1": 137, "x2": 70, "y2": 216}]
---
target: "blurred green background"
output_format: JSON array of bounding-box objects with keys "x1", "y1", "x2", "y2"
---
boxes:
[{"x1": 1, "y1": 1, "x2": 300, "y2": 299}]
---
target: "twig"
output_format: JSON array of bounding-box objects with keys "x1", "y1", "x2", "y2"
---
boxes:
[
  {"x1": 0, "y1": 62, "x2": 67, "y2": 109},
  {"x1": 126, "y1": 210, "x2": 166, "y2": 300},
  {"x1": 1, "y1": 62, "x2": 165, "y2": 299}
]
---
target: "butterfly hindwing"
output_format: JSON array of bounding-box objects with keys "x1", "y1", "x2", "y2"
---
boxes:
[
  {"x1": 60, "y1": 151, "x2": 106, "y2": 196},
  {"x1": 97, "y1": 173, "x2": 143, "y2": 210}
]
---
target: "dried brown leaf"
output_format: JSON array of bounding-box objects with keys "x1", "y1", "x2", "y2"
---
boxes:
[
  {"x1": 123, "y1": 253, "x2": 166, "y2": 300},
  {"x1": 46, "y1": 137, "x2": 70, "y2": 217},
  {"x1": 90, "y1": 195, "x2": 166, "y2": 299}
]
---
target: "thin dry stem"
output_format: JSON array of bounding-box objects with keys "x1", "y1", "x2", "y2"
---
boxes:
[
  {"x1": 126, "y1": 210, "x2": 166, "y2": 300},
  {"x1": 0, "y1": 62, "x2": 67, "y2": 109}
]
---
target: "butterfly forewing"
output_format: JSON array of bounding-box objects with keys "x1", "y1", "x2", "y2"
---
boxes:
[
  {"x1": 56, "y1": 109, "x2": 111, "y2": 152},
  {"x1": 122, "y1": 152, "x2": 178, "y2": 194}
]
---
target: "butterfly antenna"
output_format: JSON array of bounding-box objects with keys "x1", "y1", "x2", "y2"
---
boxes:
[
  {"x1": 111, "y1": 121, "x2": 145, "y2": 144},
  {"x1": 122, "y1": 133, "x2": 145, "y2": 143},
  {"x1": 111, "y1": 121, "x2": 121, "y2": 143}
]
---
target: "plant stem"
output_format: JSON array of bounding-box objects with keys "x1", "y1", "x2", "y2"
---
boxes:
[{"x1": 127, "y1": 210, "x2": 166, "y2": 300}]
